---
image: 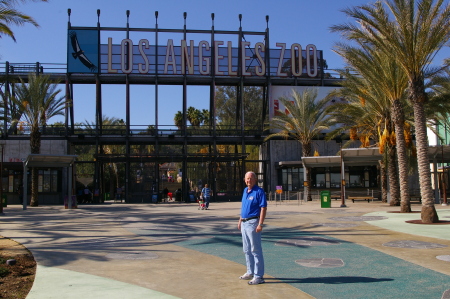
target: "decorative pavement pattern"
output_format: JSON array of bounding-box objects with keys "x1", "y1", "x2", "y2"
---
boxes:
[
  {"x1": 382, "y1": 240, "x2": 448, "y2": 249},
  {"x1": 295, "y1": 258, "x2": 345, "y2": 268},
  {"x1": 328, "y1": 216, "x2": 389, "y2": 221},
  {"x1": 436, "y1": 255, "x2": 450, "y2": 262},
  {"x1": 310, "y1": 223, "x2": 359, "y2": 228},
  {"x1": 275, "y1": 236, "x2": 341, "y2": 247},
  {"x1": 123, "y1": 218, "x2": 450, "y2": 299}
]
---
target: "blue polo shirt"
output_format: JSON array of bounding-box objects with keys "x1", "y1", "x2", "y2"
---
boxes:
[{"x1": 241, "y1": 185, "x2": 267, "y2": 219}]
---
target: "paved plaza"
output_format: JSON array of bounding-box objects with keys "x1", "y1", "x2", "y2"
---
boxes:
[{"x1": 1, "y1": 199, "x2": 450, "y2": 299}]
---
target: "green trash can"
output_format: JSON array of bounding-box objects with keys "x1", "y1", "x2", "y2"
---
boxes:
[
  {"x1": 320, "y1": 190, "x2": 331, "y2": 208},
  {"x1": 2, "y1": 194, "x2": 7, "y2": 207}
]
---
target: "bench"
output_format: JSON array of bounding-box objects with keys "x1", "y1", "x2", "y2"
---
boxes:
[
  {"x1": 410, "y1": 196, "x2": 421, "y2": 204},
  {"x1": 348, "y1": 196, "x2": 377, "y2": 203}
]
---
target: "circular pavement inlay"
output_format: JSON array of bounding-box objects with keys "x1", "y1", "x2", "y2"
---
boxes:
[
  {"x1": 329, "y1": 216, "x2": 388, "y2": 222},
  {"x1": 295, "y1": 258, "x2": 344, "y2": 268},
  {"x1": 275, "y1": 236, "x2": 341, "y2": 247},
  {"x1": 383, "y1": 240, "x2": 447, "y2": 249},
  {"x1": 436, "y1": 255, "x2": 450, "y2": 262},
  {"x1": 311, "y1": 223, "x2": 358, "y2": 228},
  {"x1": 106, "y1": 251, "x2": 158, "y2": 260}
]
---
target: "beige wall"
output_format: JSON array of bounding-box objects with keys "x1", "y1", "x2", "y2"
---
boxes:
[{"x1": 1, "y1": 139, "x2": 67, "y2": 162}]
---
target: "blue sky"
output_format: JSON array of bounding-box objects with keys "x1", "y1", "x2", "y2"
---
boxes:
[{"x1": 0, "y1": 0, "x2": 448, "y2": 127}]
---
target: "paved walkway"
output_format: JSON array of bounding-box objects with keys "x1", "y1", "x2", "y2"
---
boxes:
[{"x1": 1, "y1": 199, "x2": 450, "y2": 299}]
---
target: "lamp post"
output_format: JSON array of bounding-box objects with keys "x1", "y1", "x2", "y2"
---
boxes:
[
  {"x1": 442, "y1": 144, "x2": 448, "y2": 206},
  {"x1": 338, "y1": 137, "x2": 346, "y2": 208}
]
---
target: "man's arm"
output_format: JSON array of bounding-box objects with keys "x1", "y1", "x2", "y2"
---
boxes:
[{"x1": 256, "y1": 207, "x2": 267, "y2": 233}]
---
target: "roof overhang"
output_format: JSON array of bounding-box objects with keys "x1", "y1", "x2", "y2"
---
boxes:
[
  {"x1": 428, "y1": 145, "x2": 450, "y2": 163},
  {"x1": 24, "y1": 154, "x2": 77, "y2": 168},
  {"x1": 282, "y1": 147, "x2": 382, "y2": 168},
  {"x1": 280, "y1": 145, "x2": 450, "y2": 168}
]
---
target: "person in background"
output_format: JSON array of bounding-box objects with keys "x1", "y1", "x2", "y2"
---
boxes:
[
  {"x1": 163, "y1": 187, "x2": 169, "y2": 202},
  {"x1": 201, "y1": 183, "x2": 211, "y2": 210},
  {"x1": 238, "y1": 171, "x2": 267, "y2": 285}
]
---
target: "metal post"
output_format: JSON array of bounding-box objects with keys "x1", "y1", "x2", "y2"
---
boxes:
[
  {"x1": 442, "y1": 145, "x2": 448, "y2": 206},
  {"x1": 340, "y1": 141, "x2": 346, "y2": 207},
  {"x1": 22, "y1": 162, "x2": 27, "y2": 210}
]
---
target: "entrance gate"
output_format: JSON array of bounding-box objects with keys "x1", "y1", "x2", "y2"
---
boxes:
[{"x1": 1, "y1": 10, "x2": 341, "y2": 203}]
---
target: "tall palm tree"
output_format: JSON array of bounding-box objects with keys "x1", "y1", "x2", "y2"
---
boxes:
[
  {"x1": 333, "y1": 43, "x2": 411, "y2": 211},
  {"x1": 327, "y1": 69, "x2": 403, "y2": 206},
  {"x1": 265, "y1": 88, "x2": 337, "y2": 201},
  {"x1": 0, "y1": 0, "x2": 48, "y2": 42},
  {"x1": 13, "y1": 73, "x2": 66, "y2": 206},
  {"x1": 331, "y1": 0, "x2": 450, "y2": 223}
]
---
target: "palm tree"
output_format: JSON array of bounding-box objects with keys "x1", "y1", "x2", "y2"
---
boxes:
[
  {"x1": 333, "y1": 43, "x2": 411, "y2": 211},
  {"x1": 174, "y1": 111, "x2": 183, "y2": 130},
  {"x1": 200, "y1": 109, "x2": 210, "y2": 127},
  {"x1": 331, "y1": 0, "x2": 450, "y2": 223},
  {"x1": 0, "y1": 0, "x2": 48, "y2": 42},
  {"x1": 187, "y1": 106, "x2": 202, "y2": 127},
  {"x1": 12, "y1": 73, "x2": 66, "y2": 206},
  {"x1": 265, "y1": 88, "x2": 337, "y2": 201},
  {"x1": 327, "y1": 70, "x2": 403, "y2": 206}
]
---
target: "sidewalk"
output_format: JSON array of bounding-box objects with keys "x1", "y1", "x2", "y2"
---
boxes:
[{"x1": 0, "y1": 200, "x2": 450, "y2": 299}]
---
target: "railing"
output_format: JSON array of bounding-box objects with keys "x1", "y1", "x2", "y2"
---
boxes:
[
  {"x1": 267, "y1": 191, "x2": 303, "y2": 206},
  {"x1": 0, "y1": 62, "x2": 67, "y2": 75},
  {"x1": 0, "y1": 62, "x2": 345, "y2": 80},
  {"x1": 8, "y1": 124, "x2": 268, "y2": 137}
]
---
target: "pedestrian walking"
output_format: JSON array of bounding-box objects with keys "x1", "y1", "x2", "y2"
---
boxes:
[{"x1": 201, "y1": 184, "x2": 212, "y2": 210}]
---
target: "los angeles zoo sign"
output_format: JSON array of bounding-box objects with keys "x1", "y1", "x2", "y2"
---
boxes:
[{"x1": 67, "y1": 29, "x2": 320, "y2": 77}]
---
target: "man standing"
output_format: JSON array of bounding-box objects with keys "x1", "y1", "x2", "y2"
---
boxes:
[
  {"x1": 238, "y1": 171, "x2": 267, "y2": 285},
  {"x1": 201, "y1": 184, "x2": 211, "y2": 210}
]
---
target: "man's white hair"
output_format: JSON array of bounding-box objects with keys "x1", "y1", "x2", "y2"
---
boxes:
[{"x1": 245, "y1": 171, "x2": 256, "y2": 179}]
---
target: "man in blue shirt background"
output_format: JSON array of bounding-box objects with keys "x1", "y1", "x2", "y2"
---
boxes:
[{"x1": 238, "y1": 171, "x2": 267, "y2": 285}]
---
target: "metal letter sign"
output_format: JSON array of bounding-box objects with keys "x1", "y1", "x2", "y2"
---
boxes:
[
  {"x1": 66, "y1": 18, "x2": 323, "y2": 78},
  {"x1": 67, "y1": 29, "x2": 99, "y2": 73}
]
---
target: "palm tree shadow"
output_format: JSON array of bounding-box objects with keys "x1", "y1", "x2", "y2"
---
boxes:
[{"x1": 265, "y1": 276, "x2": 394, "y2": 284}]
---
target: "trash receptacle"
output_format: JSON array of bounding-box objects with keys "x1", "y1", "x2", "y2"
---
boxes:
[
  {"x1": 104, "y1": 193, "x2": 110, "y2": 202},
  {"x1": 320, "y1": 190, "x2": 331, "y2": 208},
  {"x1": 2, "y1": 194, "x2": 7, "y2": 207}
]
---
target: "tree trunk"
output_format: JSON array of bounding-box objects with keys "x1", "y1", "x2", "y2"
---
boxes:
[
  {"x1": 387, "y1": 145, "x2": 400, "y2": 206},
  {"x1": 391, "y1": 99, "x2": 411, "y2": 212},
  {"x1": 302, "y1": 142, "x2": 312, "y2": 201},
  {"x1": 29, "y1": 126, "x2": 41, "y2": 207},
  {"x1": 410, "y1": 81, "x2": 439, "y2": 223},
  {"x1": 379, "y1": 161, "x2": 388, "y2": 203}
]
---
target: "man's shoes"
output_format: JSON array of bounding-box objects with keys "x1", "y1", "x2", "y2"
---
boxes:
[
  {"x1": 248, "y1": 277, "x2": 265, "y2": 285},
  {"x1": 239, "y1": 273, "x2": 253, "y2": 280}
]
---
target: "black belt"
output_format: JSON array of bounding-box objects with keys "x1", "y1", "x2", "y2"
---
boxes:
[{"x1": 241, "y1": 216, "x2": 259, "y2": 222}]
